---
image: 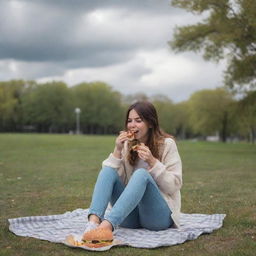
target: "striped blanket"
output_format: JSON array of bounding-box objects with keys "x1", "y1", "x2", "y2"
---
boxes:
[{"x1": 8, "y1": 208, "x2": 226, "y2": 251}]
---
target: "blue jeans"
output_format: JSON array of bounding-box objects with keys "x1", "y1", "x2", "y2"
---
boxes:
[{"x1": 88, "y1": 166, "x2": 173, "y2": 230}]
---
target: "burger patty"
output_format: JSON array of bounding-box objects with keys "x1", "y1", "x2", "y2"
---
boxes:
[{"x1": 83, "y1": 239, "x2": 113, "y2": 244}]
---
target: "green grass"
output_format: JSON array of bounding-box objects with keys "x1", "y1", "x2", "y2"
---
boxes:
[{"x1": 0, "y1": 134, "x2": 255, "y2": 256}]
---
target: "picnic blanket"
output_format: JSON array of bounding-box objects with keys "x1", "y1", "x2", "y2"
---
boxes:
[{"x1": 8, "y1": 208, "x2": 226, "y2": 251}]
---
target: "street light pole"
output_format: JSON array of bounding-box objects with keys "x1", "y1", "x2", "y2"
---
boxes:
[{"x1": 75, "y1": 108, "x2": 81, "y2": 134}]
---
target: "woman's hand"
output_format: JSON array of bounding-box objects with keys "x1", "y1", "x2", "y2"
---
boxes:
[
  {"x1": 113, "y1": 131, "x2": 129, "y2": 158},
  {"x1": 136, "y1": 143, "x2": 157, "y2": 168},
  {"x1": 115, "y1": 131, "x2": 129, "y2": 151}
]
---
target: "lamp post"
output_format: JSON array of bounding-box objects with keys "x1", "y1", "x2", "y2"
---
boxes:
[{"x1": 74, "y1": 107, "x2": 81, "y2": 134}]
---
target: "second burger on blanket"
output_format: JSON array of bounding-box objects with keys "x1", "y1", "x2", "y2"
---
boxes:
[{"x1": 82, "y1": 228, "x2": 114, "y2": 248}]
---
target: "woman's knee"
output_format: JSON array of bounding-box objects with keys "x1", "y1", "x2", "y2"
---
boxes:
[
  {"x1": 130, "y1": 168, "x2": 151, "y2": 183},
  {"x1": 99, "y1": 166, "x2": 119, "y2": 179}
]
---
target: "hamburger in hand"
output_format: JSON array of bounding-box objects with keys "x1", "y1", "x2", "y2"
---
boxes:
[
  {"x1": 81, "y1": 228, "x2": 113, "y2": 248},
  {"x1": 131, "y1": 143, "x2": 141, "y2": 151}
]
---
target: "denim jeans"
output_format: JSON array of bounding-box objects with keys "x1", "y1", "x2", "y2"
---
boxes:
[{"x1": 88, "y1": 166, "x2": 173, "y2": 230}]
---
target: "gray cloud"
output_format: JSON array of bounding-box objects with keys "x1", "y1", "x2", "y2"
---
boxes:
[
  {"x1": 30, "y1": 0, "x2": 182, "y2": 15},
  {"x1": 0, "y1": 0, "x2": 224, "y2": 102},
  {"x1": 0, "y1": 0, "x2": 182, "y2": 62}
]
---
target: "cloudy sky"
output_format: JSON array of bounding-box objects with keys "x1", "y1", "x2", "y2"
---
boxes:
[{"x1": 0, "y1": 0, "x2": 226, "y2": 102}]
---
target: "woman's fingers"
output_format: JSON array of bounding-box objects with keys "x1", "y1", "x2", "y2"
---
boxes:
[
  {"x1": 115, "y1": 131, "x2": 127, "y2": 150},
  {"x1": 119, "y1": 133, "x2": 129, "y2": 141},
  {"x1": 116, "y1": 131, "x2": 130, "y2": 149},
  {"x1": 136, "y1": 144, "x2": 154, "y2": 162},
  {"x1": 137, "y1": 149, "x2": 150, "y2": 159},
  {"x1": 137, "y1": 151, "x2": 144, "y2": 160},
  {"x1": 137, "y1": 144, "x2": 150, "y2": 153},
  {"x1": 119, "y1": 131, "x2": 129, "y2": 138}
]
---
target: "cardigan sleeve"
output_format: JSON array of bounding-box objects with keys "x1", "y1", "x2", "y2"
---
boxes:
[
  {"x1": 148, "y1": 138, "x2": 182, "y2": 195},
  {"x1": 102, "y1": 153, "x2": 123, "y2": 169},
  {"x1": 102, "y1": 140, "x2": 128, "y2": 170}
]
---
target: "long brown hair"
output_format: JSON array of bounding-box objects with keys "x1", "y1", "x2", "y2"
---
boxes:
[{"x1": 125, "y1": 101, "x2": 172, "y2": 165}]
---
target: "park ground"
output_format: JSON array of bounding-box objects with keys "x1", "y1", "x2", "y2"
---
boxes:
[{"x1": 0, "y1": 134, "x2": 255, "y2": 256}]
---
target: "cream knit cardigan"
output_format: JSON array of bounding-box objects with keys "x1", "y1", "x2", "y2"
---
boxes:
[{"x1": 102, "y1": 137, "x2": 182, "y2": 228}]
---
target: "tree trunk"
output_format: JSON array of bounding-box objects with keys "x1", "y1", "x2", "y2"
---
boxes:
[
  {"x1": 250, "y1": 126, "x2": 256, "y2": 144},
  {"x1": 220, "y1": 112, "x2": 228, "y2": 142}
]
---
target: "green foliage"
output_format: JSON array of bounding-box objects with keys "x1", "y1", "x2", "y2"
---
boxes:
[
  {"x1": 22, "y1": 81, "x2": 73, "y2": 133},
  {"x1": 237, "y1": 91, "x2": 256, "y2": 142},
  {"x1": 122, "y1": 92, "x2": 149, "y2": 105},
  {"x1": 71, "y1": 81, "x2": 124, "y2": 134},
  {"x1": 0, "y1": 79, "x2": 255, "y2": 142},
  {"x1": 0, "y1": 80, "x2": 125, "y2": 134},
  {"x1": 172, "y1": 101, "x2": 192, "y2": 138},
  {"x1": 152, "y1": 95, "x2": 175, "y2": 134},
  {"x1": 170, "y1": 0, "x2": 256, "y2": 90},
  {"x1": 188, "y1": 88, "x2": 236, "y2": 141},
  {"x1": 151, "y1": 96, "x2": 192, "y2": 138},
  {"x1": 0, "y1": 80, "x2": 34, "y2": 131}
]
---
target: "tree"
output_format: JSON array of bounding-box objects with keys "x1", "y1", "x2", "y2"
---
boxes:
[
  {"x1": 188, "y1": 88, "x2": 236, "y2": 142},
  {"x1": 71, "y1": 82, "x2": 124, "y2": 134},
  {"x1": 152, "y1": 95, "x2": 176, "y2": 134},
  {"x1": 122, "y1": 93, "x2": 149, "y2": 106},
  {"x1": 0, "y1": 80, "x2": 32, "y2": 132},
  {"x1": 237, "y1": 91, "x2": 256, "y2": 143},
  {"x1": 170, "y1": 0, "x2": 256, "y2": 90},
  {"x1": 172, "y1": 101, "x2": 192, "y2": 139},
  {"x1": 22, "y1": 81, "x2": 73, "y2": 133}
]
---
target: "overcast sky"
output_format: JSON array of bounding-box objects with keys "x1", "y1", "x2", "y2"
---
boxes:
[{"x1": 0, "y1": 0, "x2": 226, "y2": 102}]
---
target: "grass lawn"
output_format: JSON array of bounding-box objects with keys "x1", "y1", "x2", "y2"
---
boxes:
[{"x1": 0, "y1": 133, "x2": 255, "y2": 256}]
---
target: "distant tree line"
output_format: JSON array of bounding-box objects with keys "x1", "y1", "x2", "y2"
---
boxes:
[
  {"x1": 0, "y1": 80, "x2": 125, "y2": 134},
  {"x1": 0, "y1": 80, "x2": 255, "y2": 143}
]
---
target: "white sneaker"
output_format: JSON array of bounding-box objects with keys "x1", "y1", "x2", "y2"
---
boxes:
[{"x1": 83, "y1": 221, "x2": 99, "y2": 233}]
